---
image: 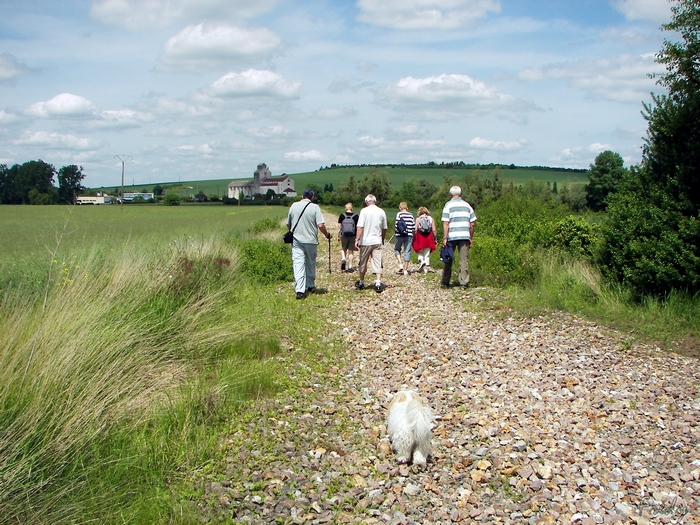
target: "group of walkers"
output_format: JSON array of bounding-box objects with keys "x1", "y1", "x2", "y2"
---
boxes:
[{"x1": 286, "y1": 186, "x2": 477, "y2": 299}]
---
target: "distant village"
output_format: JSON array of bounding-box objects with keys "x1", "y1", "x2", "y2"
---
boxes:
[{"x1": 77, "y1": 163, "x2": 295, "y2": 204}]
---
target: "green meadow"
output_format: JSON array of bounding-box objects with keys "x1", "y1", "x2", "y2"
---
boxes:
[{"x1": 97, "y1": 165, "x2": 587, "y2": 198}]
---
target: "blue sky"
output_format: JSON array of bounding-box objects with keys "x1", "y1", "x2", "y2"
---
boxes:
[{"x1": 0, "y1": 0, "x2": 674, "y2": 188}]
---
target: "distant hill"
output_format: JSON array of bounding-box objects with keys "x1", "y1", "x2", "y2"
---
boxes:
[{"x1": 90, "y1": 163, "x2": 588, "y2": 197}]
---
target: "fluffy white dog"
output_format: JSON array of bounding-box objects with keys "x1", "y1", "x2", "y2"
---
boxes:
[{"x1": 386, "y1": 390, "x2": 434, "y2": 468}]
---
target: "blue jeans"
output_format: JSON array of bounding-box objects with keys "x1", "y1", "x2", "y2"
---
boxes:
[{"x1": 394, "y1": 236, "x2": 412, "y2": 262}]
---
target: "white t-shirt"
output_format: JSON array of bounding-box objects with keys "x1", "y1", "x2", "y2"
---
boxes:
[{"x1": 357, "y1": 203, "x2": 387, "y2": 246}]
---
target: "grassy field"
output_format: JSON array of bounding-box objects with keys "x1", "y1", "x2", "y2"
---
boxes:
[
  {"x1": 0, "y1": 204, "x2": 288, "y2": 260},
  {"x1": 92, "y1": 165, "x2": 588, "y2": 197}
]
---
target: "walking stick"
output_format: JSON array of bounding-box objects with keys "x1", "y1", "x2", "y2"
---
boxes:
[{"x1": 328, "y1": 236, "x2": 332, "y2": 273}]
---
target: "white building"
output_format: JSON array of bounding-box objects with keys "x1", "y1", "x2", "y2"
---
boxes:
[{"x1": 227, "y1": 163, "x2": 296, "y2": 199}]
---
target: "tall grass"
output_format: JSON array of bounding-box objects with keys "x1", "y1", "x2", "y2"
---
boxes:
[
  {"x1": 493, "y1": 248, "x2": 700, "y2": 354},
  {"x1": 0, "y1": 230, "x2": 285, "y2": 523}
]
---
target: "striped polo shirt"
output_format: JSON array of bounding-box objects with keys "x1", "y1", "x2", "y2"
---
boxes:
[{"x1": 441, "y1": 197, "x2": 476, "y2": 241}]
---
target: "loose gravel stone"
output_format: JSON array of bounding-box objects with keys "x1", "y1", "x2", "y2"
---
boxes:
[{"x1": 197, "y1": 218, "x2": 700, "y2": 524}]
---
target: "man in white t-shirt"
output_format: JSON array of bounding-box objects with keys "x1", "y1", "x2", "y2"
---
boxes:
[
  {"x1": 286, "y1": 189, "x2": 332, "y2": 299},
  {"x1": 354, "y1": 194, "x2": 388, "y2": 293}
]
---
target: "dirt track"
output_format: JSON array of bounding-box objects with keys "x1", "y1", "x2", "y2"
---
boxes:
[{"x1": 197, "y1": 221, "x2": 700, "y2": 524}]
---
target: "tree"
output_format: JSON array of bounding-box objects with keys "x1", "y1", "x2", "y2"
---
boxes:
[
  {"x1": 584, "y1": 150, "x2": 628, "y2": 211},
  {"x1": 357, "y1": 169, "x2": 394, "y2": 205},
  {"x1": 0, "y1": 164, "x2": 21, "y2": 204},
  {"x1": 153, "y1": 185, "x2": 163, "y2": 196},
  {"x1": 16, "y1": 160, "x2": 56, "y2": 204},
  {"x1": 57, "y1": 165, "x2": 85, "y2": 204},
  {"x1": 600, "y1": 0, "x2": 700, "y2": 298}
]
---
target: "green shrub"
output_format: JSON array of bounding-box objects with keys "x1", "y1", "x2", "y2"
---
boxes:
[
  {"x1": 237, "y1": 239, "x2": 292, "y2": 284},
  {"x1": 250, "y1": 217, "x2": 282, "y2": 234},
  {"x1": 163, "y1": 193, "x2": 180, "y2": 206},
  {"x1": 543, "y1": 216, "x2": 600, "y2": 259},
  {"x1": 471, "y1": 236, "x2": 540, "y2": 287}
]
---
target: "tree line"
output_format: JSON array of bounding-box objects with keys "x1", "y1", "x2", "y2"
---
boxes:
[{"x1": 0, "y1": 160, "x2": 85, "y2": 205}]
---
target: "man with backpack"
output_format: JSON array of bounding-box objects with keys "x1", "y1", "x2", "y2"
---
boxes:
[{"x1": 337, "y1": 202, "x2": 358, "y2": 272}]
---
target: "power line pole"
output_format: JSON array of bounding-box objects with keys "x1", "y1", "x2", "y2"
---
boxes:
[{"x1": 115, "y1": 154, "x2": 132, "y2": 210}]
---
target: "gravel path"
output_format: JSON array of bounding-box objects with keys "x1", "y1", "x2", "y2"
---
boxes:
[{"x1": 199, "y1": 222, "x2": 700, "y2": 525}]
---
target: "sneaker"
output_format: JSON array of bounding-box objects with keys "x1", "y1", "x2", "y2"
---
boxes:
[
  {"x1": 341, "y1": 260, "x2": 346, "y2": 271},
  {"x1": 306, "y1": 287, "x2": 316, "y2": 294},
  {"x1": 296, "y1": 292, "x2": 305, "y2": 300},
  {"x1": 374, "y1": 282, "x2": 382, "y2": 293},
  {"x1": 347, "y1": 266, "x2": 354, "y2": 273},
  {"x1": 355, "y1": 281, "x2": 365, "y2": 290}
]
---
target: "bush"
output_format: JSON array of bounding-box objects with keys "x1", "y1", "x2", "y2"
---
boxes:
[
  {"x1": 237, "y1": 239, "x2": 292, "y2": 284},
  {"x1": 250, "y1": 217, "x2": 282, "y2": 234},
  {"x1": 163, "y1": 193, "x2": 180, "y2": 206},
  {"x1": 543, "y1": 216, "x2": 600, "y2": 260},
  {"x1": 471, "y1": 237, "x2": 540, "y2": 287}
]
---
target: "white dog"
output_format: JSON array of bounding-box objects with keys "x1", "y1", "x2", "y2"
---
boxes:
[{"x1": 386, "y1": 390, "x2": 434, "y2": 468}]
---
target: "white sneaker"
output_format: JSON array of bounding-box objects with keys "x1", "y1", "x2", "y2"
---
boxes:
[{"x1": 403, "y1": 270, "x2": 408, "y2": 276}]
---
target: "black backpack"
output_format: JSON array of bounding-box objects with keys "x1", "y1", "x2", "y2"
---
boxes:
[{"x1": 340, "y1": 213, "x2": 357, "y2": 236}]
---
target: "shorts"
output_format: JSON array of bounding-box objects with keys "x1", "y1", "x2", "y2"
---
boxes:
[
  {"x1": 341, "y1": 235, "x2": 356, "y2": 251},
  {"x1": 358, "y1": 244, "x2": 383, "y2": 275}
]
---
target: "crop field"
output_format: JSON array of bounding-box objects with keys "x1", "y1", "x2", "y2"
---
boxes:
[
  {"x1": 93, "y1": 165, "x2": 588, "y2": 197},
  {"x1": 0, "y1": 203, "x2": 288, "y2": 261}
]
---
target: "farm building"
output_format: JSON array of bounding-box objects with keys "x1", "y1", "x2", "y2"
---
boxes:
[{"x1": 227, "y1": 163, "x2": 296, "y2": 199}]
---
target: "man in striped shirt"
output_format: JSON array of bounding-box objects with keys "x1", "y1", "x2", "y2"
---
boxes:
[{"x1": 441, "y1": 185, "x2": 477, "y2": 288}]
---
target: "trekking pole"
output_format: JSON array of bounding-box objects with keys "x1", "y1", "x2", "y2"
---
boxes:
[{"x1": 328, "y1": 236, "x2": 332, "y2": 273}]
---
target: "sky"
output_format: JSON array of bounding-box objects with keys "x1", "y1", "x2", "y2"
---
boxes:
[{"x1": 0, "y1": 0, "x2": 676, "y2": 188}]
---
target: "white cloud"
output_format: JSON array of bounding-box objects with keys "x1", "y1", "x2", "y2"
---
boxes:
[
  {"x1": 551, "y1": 143, "x2": 613, "y2": 167},
  {"x1": 171, "y1": 143, "x2": 220, "y2": 156},
  {"x1": 469, "y1": 137, "x2": 528, "y2": 151},
  {"x1": 314, "y1": 107, "x2": 357, "y2": 119},
  {"x1": 14, "y1": 131, "x2": 101, "y2": 150},
  {"x1": 245, "y1": 125, "x2": 292, "y2": 140},
  {"x1": 356, "y1": 0, "x2": 500, "y2": 29},
  {"x1": 0, "y1": 110, "x2": 21, "y2": 125},
  {"x1": 284, "y1": 150, "x2": 324, "y2": 161},
  {"x1": 25, "y1": 93, "x2": 98, "y2": 119},
  {"x1": 611, "y1": 0, "x2": 672, "y2": 24},
  {"x1": 159, "y1": 24, "x2": 283, "y2": 72},
  {"x1": 386, "y1": 124, "x2": 429, "y2": 140},
  {"x1": 376, "y1": 73, "x2": 531, "y2": 119},
  {"x1": 97, "y1": 109, "x2": 154, "y2": 129},
  {"x1": 519, "y1": 54, "x2": 663, "y2": 103},
  {"x1": 0, "y1": 53, "x2": 31, "y2": 83},
  {"x1": 203, "y1": 69, "x2": 301, "y2": 99},
  {"x1": 351, "y1": 135, "x2": 450, "y2": 161},
  {"x1": 90, "y1": 0, "x2": 281, "y2": 30}
]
